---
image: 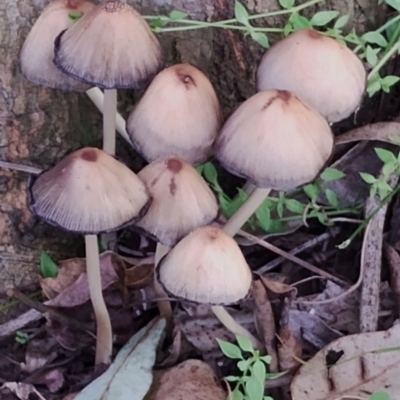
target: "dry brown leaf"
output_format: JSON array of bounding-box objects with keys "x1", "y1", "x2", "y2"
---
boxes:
[
  {"x1": 259, "y1": 275, "x2": 296, "y2": 297},
  {"x1": 125, "y1": 263, "x2": 153, "y2": 289},
  {"x1": 291, "y1": 323, "x2": 400, "y2": 399},
  {"x1": 21, "y1": 338, "x2": 59, "y2": 373},
  {"x1": 1, "y1": 382, "x2": 45, "y2": 400},
  {"x1": 336, "y1": 122, "x2": 400, "y2": 144},
  {"x1": 145, "y1": 359, "x2": 226, "y2": 400},
  {"x1": 277, "y1": 326, "x2": 303, "y2": 371}
]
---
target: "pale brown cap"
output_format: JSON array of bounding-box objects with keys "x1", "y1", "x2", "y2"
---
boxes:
[
  {"x1": 157, "y1": 226, "x2": 252, "y2": 305},
  {"x1": 136, "y1": 157, "x2": 218, "y2": 246},
  {"x1": 20, "y1": 0, "x2": 94, "y2": 91},
  {"x1": 257, "y1": 29, "x2": 366, "y2": 123},
  {"x1": 127, "y1": 64, "x2": 222, "y2": 165},
  {"x1": 54, "y1": 1, "x2": 162, "y2": 89},
  {"x1": 215, "y1": 89, "x2": 334, "y2": 191},
  {"x1": 29, "y1": 147, "x2": 150, "y2": 234}
]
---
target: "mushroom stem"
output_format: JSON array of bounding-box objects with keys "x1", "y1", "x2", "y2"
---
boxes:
[
  {"x1": 154, "y1": 244, "x2": 173, "y2": 323},
  {"x1": 85, "y1": 234, "x2": 113, "y2": 365},
  {"x1": 223, "y1": 188, "x2": 271, "y2": 236},
  {"x1": 102, "y1": 89, "x2": 117, "y2": 155},
  {"x1": 211, "y1": 305, "x2": 263, "y2": 349}
]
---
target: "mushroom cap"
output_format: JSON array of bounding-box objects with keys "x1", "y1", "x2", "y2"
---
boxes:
[
  {"x1": 20, "y1": 0, "x2": 94, "y2": 91},
  {"x1": 29, "y1": 147, "x2": 150, "y2": 234},
  {"x1": 136, "y1": 157, "x2": 218, "y2": 246},
  {"x1": 157, "y1": 226, "x2": 252, "y2": 305},
  {"x1": 256, "y1": 29, "x2": 366, "y2": 123},
  {"x1": 54, "y1": 1, "x2": 162, "y2": 89},
  {"x1": 215, "y1": 89, "x2": 334, "y2": 191},
  {"x1": 127, "y1": 64, "x2": 222, "y2": 165}
]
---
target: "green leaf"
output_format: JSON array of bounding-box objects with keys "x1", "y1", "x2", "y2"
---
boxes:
[
  {"x1": 279, "y1": 0, "x2": 295, "y2": 9},
  {"x1": 149, "y1": 17, "x2": 169, "y2": 30},
  {"x1": 385, "y1": 0, "x2": 400, "y2": 11},
  {"x1": 369, "y1": 391, "x2": 390, "y2": 400},
  {"x1": 277, "y1": 201, "x2": 284, "y2": 219},
  {"x1": 255, "y1": 202, "x2": 271, "y2": 231},
  {"x1": 303, "y1": 183, "x2": 319, "y2": 202},
  {"x1": 390, "y1": 135, "x2": 400, "y2": 145},
  {"x1": 367, "y1": 76, "x2": 382, "y2": 97},
  {"x1": 320, "y1": 167, "x2": 346, "y2": 181},
  {"x1": 68, "y1": 12, "x2": 83, "y2": 22},
  {"x1": 232, "y1": 388, "x2": 244, "y2": 400},
  {"x1": 195, "y1": 164, "x2": 205, "y2": 175},
  {"x1": 250, "y1": 31, "x2": 269, "y2": 48},
  {"x1": 283, "y1": 22, "x2": 293, "y2": 36},
  {"x1": 40, "y1": 251, "x2": 58, "y2": 278},
  {"x1": 203, "y1": 162, "x2": 224, "y2": 193},
  {"x1": 375, "y1": 148, "x2": 396, "y2": 164},
  {"x1": 169, "y1": 10, "x2": 188, "y2": 20},
  {"x1": 217, "y1": 339, "x2": 243, "y2": 359},
  {"x1": 310, "y1": 11, "x2": 340, "y2": 26},
  {"x1": 359, "y1": 172, "x2": 377, "y2": 184},
  {"x1": 325, "y1": 189, "x2": 338, "y2": 208},
  {"x1": 74, "y1": 318, "x2": 165, "y2": 400},
  {"x1": 259, "y1": 355, "x2": 272, "y2": 364},
  {"x1": 252, "y1": 360, "x2": 266, "y2": 383},
  {"x1": 334, "y1": 14, "x2": 349, "y2": 30},
  {"x1": 245, "y1": 376, "x2": 264, "y2": 400},
  {"x1": 236, "y1": 335, "x2": 254, "y2": 353},
  {"x1": 237, "y1": 359, "x2": 251, "y2": 372},
  {"x1": 362, "y1": 31, "x2": 388, "y2": 47},
  {"x1": 365, "y1": 45, "x2": 378, "y2": 67},
  {"x1": 381, "y1": 75, "x2": 400, "y2": 92},
  {"x1": 234, "y1": 1, "x2": 250, "y2": 26},
  {"x1": 284, "y1": 199, "x2": 305, "y2": 214},
  {"x1": 225, "y1": 375, "x2": 240, "y2": 382},
  {"x1": 220, "y1": 189, "x2": 248, "y2": 219},
  {"x1": 377, "y1": 181, "x2": 393, "y2": 198},
  {"x1": 289, "y1": 13, "x2": 312, "y2": 30}
]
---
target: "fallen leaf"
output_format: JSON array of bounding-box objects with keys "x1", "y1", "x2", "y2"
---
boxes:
[
  {"x1": 146, "y1": 359, "x2": 226, "y2": 400},
  {"x1": 125, "y1": 264, "x2": 153, "y2": 289},
  {"x1": 277, "y1": 326, "x2": 303, "y2": 371},
  {"x1": 73, "y1": 318, "x2": 165, "y2": 400},
  {"x1": 1, "y1": 382, "x2": 45, "y2": 400},
  {"x1": 31, "y1": 368, "x2": 65, "y2": 393},
  {"x1": 291, "y1": 323, "x2": 400, "y2": 399},
  {"x1": 336, "y1": 122, "x2": 400, "y2": 144},
  {"x1": 21, "y1": 338, "x2": 59, "y2": 373}
]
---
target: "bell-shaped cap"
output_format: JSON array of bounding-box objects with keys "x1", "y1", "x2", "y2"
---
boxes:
[
  {"x1": 215, "y1": 89, "x2": 334, "y2": 191},
  {"x1": 256, "y1": 29, "x2": 366, "y2": 123},
  {"x1": 136, "y1": 157, "x2": 218, "y2": 246},
  {"x1": 20, "y1": 0, "x2": 94, "y2": 91},
  {"x1": 127, "y1": 64, "x2": 222, "y2": 165},
  {"x1": 54, "y1": 1, "x2": 162, "y2": 89},
  {"x1": 157, "y1": 226, "x2": 252, "y2": 305},
  {"x1": 29, "y1": 147, "x2": 150, "y2": 234}
]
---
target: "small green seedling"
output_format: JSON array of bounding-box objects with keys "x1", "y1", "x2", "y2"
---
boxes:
[
  {"x1": 369, "y1": 392, "x2": 390, "y2": 400},
  {"x1": 40, "y1": 251, "x2": 58, "y2": 278},
  {"x1": 15, "y1": 330, "x2": 28, "y2": 345},
  {"x1": 217, "y1": 335, "x2": 286, "y2": 400}
]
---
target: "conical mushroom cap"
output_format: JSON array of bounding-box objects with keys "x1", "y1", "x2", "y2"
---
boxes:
[
  {"x1": 29, "y1": 147, "x2": 150, "y2": 234},
  {"x1": 215, "y1": 89, "x2": 334, "y2": 191},
  {"x1": 136, "y1": 157, "x2": 218, "y2": 246},
  {"x1": 127, "y1": 64, "x2": 222, "y2": 165},
  {"x1": 54, "y1": 1, "x2": 162, "y2": 89},
  {"x1": 20, "y1": 0, "x2": 94, "y2": 91},
  {"x1": 256, "y1": 29, "x2": 366, "y2": 123},
  {"x1": 157, "y1": 226, "x2": 252, "y2": 305}
]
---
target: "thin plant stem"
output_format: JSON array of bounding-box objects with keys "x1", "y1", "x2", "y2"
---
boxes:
[
  {"x1": 102, "y1": 89, "x2": 117, "y2": 155},
  {"x1": 85, "y1": 234, "x2": 112, "y2": 365},
  {"x1": 368, "y1": 40, "x2": 400, "y2": 80},
  {"x1": 156, "y1": 24, "x2": 283, "y2": 33}
]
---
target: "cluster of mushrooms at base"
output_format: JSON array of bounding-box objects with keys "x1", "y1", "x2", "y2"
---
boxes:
[{"x1": 20, "y1": 0, "x2": 367, "y2": 365}]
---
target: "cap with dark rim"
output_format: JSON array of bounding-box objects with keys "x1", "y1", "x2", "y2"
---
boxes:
[
  {"x1": 54, "y1": 1, "x2": 163, "y2": 89},
  {"x1": 216, "y1": 89, "x2": 334, "y2": 191},
  {"x1": 136, "y1": 157, "x2": 219, "y2": 246},
  {"x1": 29, "y1": 147, "x2": 150, "y2": 234},
  {"x1": 20, "y1": 0, "x2": 94, "y2": 91},
  {"x1": 127, "y1": 63, "x2": 222, "y2": 165},
  {"x1": 256, "y1": 28, "x2": 366, "y2": 123},
  {"x1": 157, "y1": 226, "x2": 252, "y2": 305}
]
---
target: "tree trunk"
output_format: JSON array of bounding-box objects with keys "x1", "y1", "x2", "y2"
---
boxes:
[{"x1": 0, "y1": 0, "x2": 385, "y2": 322}]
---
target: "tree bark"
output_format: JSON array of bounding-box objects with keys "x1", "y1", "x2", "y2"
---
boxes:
[{"x1": 0, "y1": 0, "x2": 385, "y2": 322}]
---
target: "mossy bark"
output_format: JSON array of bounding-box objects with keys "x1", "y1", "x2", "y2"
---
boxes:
[{"x1": 0, "y1": 0, "x2": 386, "y2": 322}]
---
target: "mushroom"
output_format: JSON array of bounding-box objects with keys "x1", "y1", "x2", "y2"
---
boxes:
[
  {"x1": 136, "y1": 157, "x2": 218, "y2": 324},
  {"x1": 127, "y1": 63, "x2": 222, "y2": 165},
  {"x1": 137, "y1": 157, "x2": 219, "y2": 247},
  {"x1": 256, "y1": 28, "x2": 366, "y2": 123},
  {"x1": 20, "y1": 0, "x2": 94, "y2": 91},
  {"x1": 29, "y1": 147, "x2": 150, "y2": 365},
  {"x1": 54, "y1": 0, "x2": 163, "y2": 155},
  {"x1": 216, "y1": 89, "x2": 334, "y2": 237},
  {"x1": 157, "y1": 226, "x2": 260, "y2": 347}
]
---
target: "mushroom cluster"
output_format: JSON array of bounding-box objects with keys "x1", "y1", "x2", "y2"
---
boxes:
[{"x1": 20, "y1": 1, "x2": 366, "y2": 368}]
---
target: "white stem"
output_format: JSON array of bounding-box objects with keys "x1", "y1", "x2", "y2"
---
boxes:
[
  {"x1": 242, "y1": 181, "x2": 257, "y2": 195},
  {"x1": 85, "y1": 88, "x2": 132, "y2": 146},
  {"x1": 223, "y1": 187, "x2": 271, "y2": 236},
  {"x1": 85, "y1": 235, "x2": 112, "y2": 365},
  {"x1": 211, "y1": 305, "x2": 262, "y2": 349},
  {"x1": 154, "y1": 244, "x2": 173, "y2": 321},
  {"x1": 103, "y1": 89, "x2": 117, "y2": 155}
]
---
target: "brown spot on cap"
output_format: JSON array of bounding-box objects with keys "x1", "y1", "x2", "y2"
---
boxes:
[
  {"x1": 101, "y1": 1, "x2": 125, "y2": 13},
  {"x1": 175, "y1": 67, "x2": 196, "y2": 87},
  {"x1": 276, "y1": 90, "x2": 291, "y2": 102},
  {"x1": 80, "y1": 149, "x2": 98, "y2": 162},
  {"x1": 166, "y1": 158, "x2": 183, "y2": 173},
  {"x1": 169, "y1": 177, "x2": 177, "y2": 195},
  {"x1": 207, "y1": 227, "x2": 219, "y2": 241},
  {"x1": 66, "y1": 0, "x2": 82, "y2": 9},
  {"x1": 307, "y1": 29, "x2": 323, "y2": 40}
]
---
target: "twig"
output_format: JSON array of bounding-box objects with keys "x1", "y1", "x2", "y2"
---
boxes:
[
  {"x1": 237, "y1": 230, "x2": 349, "y2": 287},
  {"x1": 256, "y1": 229, "x2": 339, "y2": 274},
  {"x1": 0, "y1": 160, "x2": 42, "y2": 174}
]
